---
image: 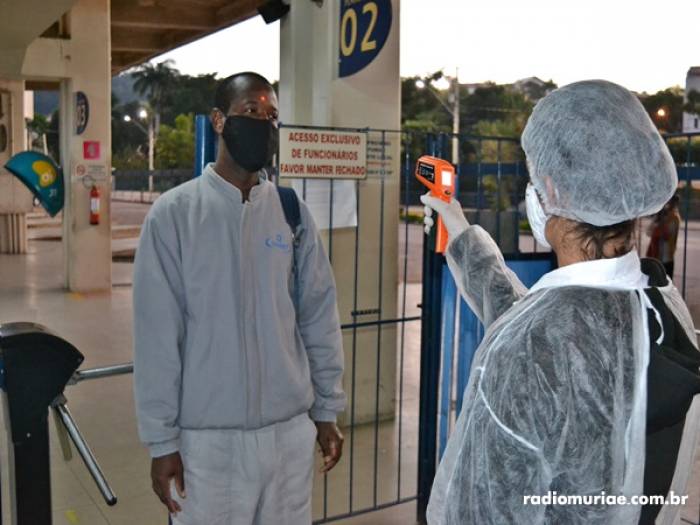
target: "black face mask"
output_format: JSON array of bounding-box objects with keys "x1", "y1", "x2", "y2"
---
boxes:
[{"x1": 221, "y1": 115, "x2": 279, "y2": 173}]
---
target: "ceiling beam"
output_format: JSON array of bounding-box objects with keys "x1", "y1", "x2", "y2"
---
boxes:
[
  {"x1": 25, "y1": 80, "x2": 61, "y2": 91},
  {"x1": 111, "y1": 5, "x2": 217, "y2": 31},
  {"x1": 164, "y1": 0, "x2": 229, "y2": 8},
  {"x1": 217, "y1": 0, "x2": 264, "y2": 20},
  {"x1": 109, "y1": 0, "x2": 270, "y2": 76},
  {"x1": 111, "y1": 30, "x2": 164, "y2": 53}
]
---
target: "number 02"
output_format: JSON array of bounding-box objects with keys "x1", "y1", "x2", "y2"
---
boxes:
[
  {"x1": 340, "y1": 1, "x2": 378, "y2": 57},
  {"x1": 361, "y1": 2, "x2": 378, "y2": 52}
]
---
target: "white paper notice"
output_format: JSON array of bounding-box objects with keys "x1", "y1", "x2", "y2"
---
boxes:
[{"x1": 292, "y1": 179, "x2": 357, "y2": 230}]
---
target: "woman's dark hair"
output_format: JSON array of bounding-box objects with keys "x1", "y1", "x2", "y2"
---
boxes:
[{"x1": 569, "y1": 220, "x2": 637, "y2": 260}]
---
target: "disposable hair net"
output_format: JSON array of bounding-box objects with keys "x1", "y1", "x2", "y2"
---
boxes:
[{"x1": 521, "y1": 80, "x2": 678, "y2": 226}]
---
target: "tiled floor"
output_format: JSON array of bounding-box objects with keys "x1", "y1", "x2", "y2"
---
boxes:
[{"x1": 1, "y1": 238, "x2": 700, "y2": 524}]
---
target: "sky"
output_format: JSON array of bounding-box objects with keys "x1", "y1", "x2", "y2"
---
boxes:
[{"x1": 156, "y1": 0, "x2": 700, "y2": 94}]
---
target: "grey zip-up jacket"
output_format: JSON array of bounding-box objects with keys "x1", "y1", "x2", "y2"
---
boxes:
[{"x1": 133, "y1": 164, "x2": 345, "y2": 457}]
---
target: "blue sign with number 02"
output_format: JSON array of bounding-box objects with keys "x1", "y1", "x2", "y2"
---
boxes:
[{"x1": 339, "y1": 0, "x2": 392, "y2": 78}]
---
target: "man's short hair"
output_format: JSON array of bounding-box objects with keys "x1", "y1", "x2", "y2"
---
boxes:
[{"x1": 214, "y1": 72, "x2": 273, "y2": 113}]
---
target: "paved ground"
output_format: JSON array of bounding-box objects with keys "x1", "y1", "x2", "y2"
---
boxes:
[{"x1": 0, "y1": 238, "x2": 423, "y2": 524}]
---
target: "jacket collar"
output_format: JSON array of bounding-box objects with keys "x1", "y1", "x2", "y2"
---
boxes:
[
  {"x1": 203, "y1": 163, "x2": 269, "y2": 202},
  {"x1": 529, "y1": 250, "x2": 649, "y2": 294}
]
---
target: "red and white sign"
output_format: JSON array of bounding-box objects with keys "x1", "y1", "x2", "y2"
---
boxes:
[
  {"x1": 83, "y1": 140, "x2": 100, "y2": 160},
  {"x1": 278, "y1": 127, "x2": 367, "y2": 179}
]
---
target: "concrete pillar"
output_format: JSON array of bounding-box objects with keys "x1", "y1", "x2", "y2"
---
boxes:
[
  {"x1": 279, "y1": 1, "x2": 334, "y2": 126},
  {"x1": 0, "y1": 80, "x2": 32, "y2": 253},
  {"x1": 22, "y1": 0, "x2": 112, "y2": 291},
  {"x1": 280, "y1": 0, "x2": 401, "y2": 425}
]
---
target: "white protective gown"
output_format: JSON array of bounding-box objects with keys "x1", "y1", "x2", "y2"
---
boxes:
[{"x1": 427, "y1": 225, "x2": 700, "y2": 525}]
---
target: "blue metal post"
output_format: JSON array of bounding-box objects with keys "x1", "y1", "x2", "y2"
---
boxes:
[
  {"x1": 417, "y1": 240, "x2": 444, "y2": 524},
  {"x1": 417, "y1": 136, "x2": 448, "y2": 523},
  {"x1": 437, "y1": 272, "x2": 457, "y2": 459},
  {"x1": 682, "y1": 136, "x2": 692, "y2": 298},
  {"x1": 194, "y1": 115, "x2": 217, "y2": 177}
]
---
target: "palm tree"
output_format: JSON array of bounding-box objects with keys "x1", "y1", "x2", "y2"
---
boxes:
[{"x1": 132, "y1": 59, "x2": 180, "y2": 133}]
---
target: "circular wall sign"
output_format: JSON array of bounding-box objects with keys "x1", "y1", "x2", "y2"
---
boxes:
[
  {"x1": 76, "y1": 91, "x2": 89, "y2": 135},
  {"x1": 339, "y1": 0, "x2": 392, "y2": 78},
  {"x1": 0, "y1": 125, "x2": 7, "y2": 153}
]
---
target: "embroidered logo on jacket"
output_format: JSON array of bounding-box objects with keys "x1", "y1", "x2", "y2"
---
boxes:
[{"x1": 265, "y1": 234, "x2": 292, "y2": 252}]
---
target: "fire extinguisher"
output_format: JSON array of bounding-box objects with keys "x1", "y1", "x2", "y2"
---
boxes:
[{"x1": 90, "y1": 185, "x2": 100, "y2": 225}]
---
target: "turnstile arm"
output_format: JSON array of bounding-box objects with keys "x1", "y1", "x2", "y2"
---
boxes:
[
  {"x1": 53, "y1": 402, "x2": 117, "y2": 506},
  {"x1": 69, "y1": 362, "x2": 134, "y2": 385}
]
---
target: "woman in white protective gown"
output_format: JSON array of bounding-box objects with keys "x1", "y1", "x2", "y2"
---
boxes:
[{"x1": 421, "y1": 80, "x2": 700, "y2": 525}]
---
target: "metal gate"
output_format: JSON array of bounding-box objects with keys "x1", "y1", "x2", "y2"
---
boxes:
[
  {"x1": 660, "y1": 132, "x2": 700, "y2": 306},
  {"x1": 279, "y1": 126, "x2": 423, "y2": 523},
  {"x1": 275, "y1": 125, "x2": 546, "y2": 523}
]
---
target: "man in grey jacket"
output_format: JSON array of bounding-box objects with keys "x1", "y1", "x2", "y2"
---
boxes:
[{"x1": 133, "y1": 72, "x2": 346, "y2": 525}]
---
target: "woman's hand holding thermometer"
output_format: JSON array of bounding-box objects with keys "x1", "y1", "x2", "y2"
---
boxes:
[
  {"x1": 415, "y1": 155, "x2": 468, "y2": 252},
  {"x1": 420, "y1": 194, "x2": 469, "y2": 248}
]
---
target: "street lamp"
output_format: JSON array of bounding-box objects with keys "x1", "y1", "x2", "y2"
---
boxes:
[
  {"x1": 653, "y1": 107, "x2": 670, "y2": 133},
  {"x1": 139, "y1": 109, "x2": 155, "y2": 178},
  {"x1": 416, "y1": 70, "x2": 460, "y2": 164},
  {"x1": 123, "y1": 113, "x2": 147, "y2": 132},
  {"x1": 123, "y1": 109, "x2": 156, "y2": 192},
  {"x1": 432, "y1": 77, "x2": 451, "y2": 91}
]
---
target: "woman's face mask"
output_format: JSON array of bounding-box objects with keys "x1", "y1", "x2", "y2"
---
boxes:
[
  {"x1": 221, "y1": 115, "x2": 279, "y2": 173},
  {"x1": 525, "y1": 183, "x2": 551, "y2": 249}
]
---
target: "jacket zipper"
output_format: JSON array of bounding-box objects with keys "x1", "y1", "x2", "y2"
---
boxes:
[{"x1": 239, "y1": 201, "x2": 251, "y2": 426}]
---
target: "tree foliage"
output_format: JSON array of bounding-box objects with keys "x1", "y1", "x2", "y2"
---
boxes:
[
  {"x1": 401, "y1": 73, "x2": 534, "y2": 139},
  {"x1": 112, "y1": 61, "x2": 695, "y2": 172},
  {"x1": 161, "y1": 73, "x2": 218, "y2": 125},
  {"x1": 113, "y1": 149, "x2": 147, "y2": 170},
  {"x1": 155, "y1": 114, "x2": 195, "y2": 169},
  {"x1": 685, "y1": 89, "x2": 700, "y2": 112},
  {"x1": 639, "y1": 86, "x2": 684, "y2": 133},
  {"x1": 112, "y1": 99, "x2": 150, "y2": 156},
  {"x1": 470, "y1": 119, "x2": 526, "y2": 162},
  {"x1": 462, "y1": 83, "x2": 532, "y2": 130}
]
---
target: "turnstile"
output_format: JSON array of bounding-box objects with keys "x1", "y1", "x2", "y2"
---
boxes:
[{"x1": 0, "y1": 322, "x2": 123, "y2": 524}]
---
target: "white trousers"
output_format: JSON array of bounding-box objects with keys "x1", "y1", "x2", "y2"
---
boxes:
[{"x1": 171, "y1": 413, "x2": 317, "y2": 525}]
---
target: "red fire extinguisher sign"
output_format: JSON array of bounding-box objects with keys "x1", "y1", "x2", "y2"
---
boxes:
[{"x1": 90, "y1": 185, "x2": 100, "y2": 225}]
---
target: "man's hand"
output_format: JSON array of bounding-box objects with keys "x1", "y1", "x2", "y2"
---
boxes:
[
  {"x1": 315, "y1": 422, "x2": 344, "y2": 473},
  {"x1": 151, "y1": 452, "x2": 185, "y2": 514}
]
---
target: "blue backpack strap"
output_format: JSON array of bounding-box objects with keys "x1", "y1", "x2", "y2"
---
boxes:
[
  {"x1": 276, "y1": 185, "x2": 302, "y2": 308},
  {"x1": 276, "y1": 185, "x2": 301, "y2": 234}
]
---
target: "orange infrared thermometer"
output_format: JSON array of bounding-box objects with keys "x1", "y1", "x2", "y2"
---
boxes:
[{"x1": 415, "y1": 155, "x2": 456, "y2": 254}]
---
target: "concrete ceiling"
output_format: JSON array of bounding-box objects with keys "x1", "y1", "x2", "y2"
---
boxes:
[
  {"x1": 110, "y1": 0, "x2": 268, "y2": 75},
  {"x1": 0, "y1": 0, "x2": 78, "y2": 78}
]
